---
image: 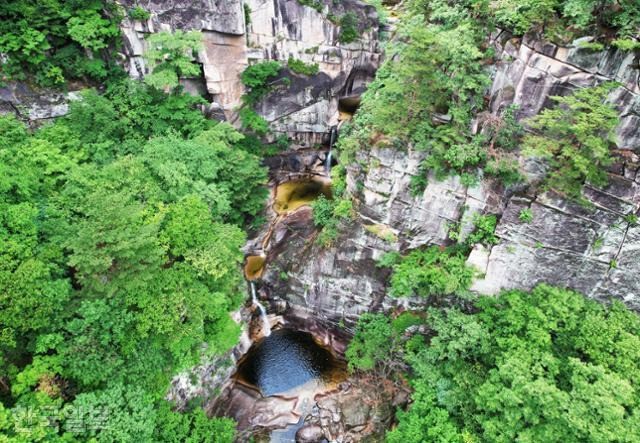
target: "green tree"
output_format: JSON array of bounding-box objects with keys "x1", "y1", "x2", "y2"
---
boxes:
[
  {"x1": 345, "y1": 313, "x2": 395, "y2": 372},
  {"x1": 389, "y1": 285, "x2": 640, "y2": 442},
  {"x1": 63, "y1": 383, "x2": 156, "y2": 442},
  {"x1": 337, "y1": 4, "x2": 491, "y2": 181},
  {"x1": 56, "y1": 81, "x2": 212, "y2": 164},
  {"x1": 154, "y1": 402, "x2": 235, "y2": 443},
  {"x1": 523, "y1": 83, "x2": 619, "y2": 199},
  {"x1": 0, "y1": 82, "x2": 266, "y2": 441},
  {"x1": 339, "y1": 12, "x2": 359, "y2": 43},
  {"x1": 144, "y1": 31, "x2": 203, "y2": 91},
  {"x1": 238, "y1": 61, "x2": 284, "y2": 133}
]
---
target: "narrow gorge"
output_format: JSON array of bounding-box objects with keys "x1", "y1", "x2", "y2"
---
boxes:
[{"x1": 1, "y1": 1, "x2": 639, "y2": 442}]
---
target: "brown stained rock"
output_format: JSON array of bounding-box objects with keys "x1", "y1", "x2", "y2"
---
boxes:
[
  {"x1": 210, "y1": 382, "x2": 299, "y2": 430},
  {"x1": 342, "y1": 400, "x2": 371, "y2": 429}
]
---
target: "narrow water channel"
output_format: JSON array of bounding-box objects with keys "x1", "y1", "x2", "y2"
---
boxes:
[{"x1": 232, "y1": 128, "x2": 343, "y2": 441}]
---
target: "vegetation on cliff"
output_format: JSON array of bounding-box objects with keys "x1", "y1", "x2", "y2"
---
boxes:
[
  {"x1": 523, "y1": 82, "x2": 620, "y2": 200},
  {"x1": 338, "y1": 0, "x2": 630, "y2": 197},
  {"x1": 143, "y1": 31, "x2": 202, "y2": 91}
]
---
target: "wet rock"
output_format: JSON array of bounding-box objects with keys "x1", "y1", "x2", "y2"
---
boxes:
[
  {"x1": 296, "y1": 424, "x2": 325, "y2": 442},
  {"x1": 208, "y1": 382, "x2": 299, "y2": 430},
  {"x1": 299, "y1": 376, "x2": 404, "y2": 442}
]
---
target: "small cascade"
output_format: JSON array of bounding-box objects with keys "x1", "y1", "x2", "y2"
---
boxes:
[
  {"x1": 325, "y1": 125, "x2": 338, "y2": 175},
  {"x1": 250, "y1": 281, "x2": 271, "y2": 337}
]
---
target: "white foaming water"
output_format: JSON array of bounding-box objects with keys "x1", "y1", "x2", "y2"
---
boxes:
[
  {"x1": 325, "y1": 126, "x2": 337, "y2": 174},
  {"x1": 251, "y1": 281, "x2": 271, "y2": 336}
]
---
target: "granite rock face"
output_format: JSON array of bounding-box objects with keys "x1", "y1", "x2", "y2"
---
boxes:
[
  {"x1": 120, "y1": 0, "x2": 246, "y2": 34},
  {"x1": 259, "y1": 146, "x2": 502, "y2": 323},
  {"x1": 0, "y1": 82, "x2": 81, "y2": 125},
  {"x1": 489, "y1": 32, "x2": 640, "y2": 150},
  {"x1": 475, "y1": 33, "x2": 640, "y2": 306},
  {"x1": 259, "y1": 34, "x2": 640, "y2": 323},
  {"x1": 118, "y1": 0, "x2": 382, "y2": 144},
  {"x1": 245, "y1": 0, "x2": 381, "y2": 144}
]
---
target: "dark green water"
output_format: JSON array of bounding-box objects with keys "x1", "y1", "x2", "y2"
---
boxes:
[{"x1": 236, "y1": 329, "x2": 342, "y2": 397}]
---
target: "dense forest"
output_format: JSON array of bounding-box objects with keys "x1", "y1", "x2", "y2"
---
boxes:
[
  {"x1": 0, "y1": 82, "x2": 267, "y2": 439},
  {"x1": 1, "y1": 0, "x2": 639, "y2": 442}
]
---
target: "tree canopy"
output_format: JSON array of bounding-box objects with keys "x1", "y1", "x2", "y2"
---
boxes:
[
  {"x1": 0, "y1": 80, "x2": 267, "y2": 441},
  {"x1": 0, "y1": 0, "x2": 122, "y2": 86},
  {"x1": 347, "y1": 285, "x2": 640, "y2": 442}
]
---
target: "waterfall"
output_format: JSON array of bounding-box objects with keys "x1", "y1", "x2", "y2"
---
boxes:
[
  {"x1": 250, "y1": 281, "x2": 271, "y2": 337},
  {"x1": 325, "y1": 125, "x2": 338, "y2": 174}
]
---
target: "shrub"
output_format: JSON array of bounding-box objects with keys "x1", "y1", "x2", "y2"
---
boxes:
[
  {"x1": 243, "y1": 3, "x2": 252, "y2": 26},
  {"x1": 625, "y1": 214, "x2": 638, "y2": 225},
  {"x1": 128, "y1": 6, "x2": 151, "y2": 21},
  {"x1": 311, "y1": 195, "x2": 353, "y2": 247},
  {"x1": 523, "y1": 83, "x2": 619, "y2": 200},
  {"x1": 389, "y1": 246, "x2": 474, "y2": 298},
  {"x1": 339, "y1": 12, "x2": 359, "y2": 43},
  {"x1": 297, "y1": 0, "x2": 323, "y2": 13},
  {"x1": 466, "y1": 214, "x2": 499, "y2": 246},
  {"x1": 287, "y1": 57, "x2": 320, "y2": 76},
  {"x1": 238, "y1": 61, "x2": 286, "y2": 134},
  {"x1": 240, "y1": 61, "x2": 282, "y2": 104},
  {"x1": 519, "y1": 208, "x2": 533, "y2": 223},
  {"x1": 239, "y1": 107, "x2": 269, "y2": 135}
]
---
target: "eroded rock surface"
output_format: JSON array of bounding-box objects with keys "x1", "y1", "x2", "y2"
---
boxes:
[
  {"x1": 261, "y1": 33, "x2": 640, "y2": 325},
  {"x1": 118, "y1": 0, "x2": 382, "y2": 144},
  {"x1": 0, "y1": 82, "x2": 81, "y2": 125},
  {"x1": 475, "y1": 32, "x2": 640, "y2": 305}
]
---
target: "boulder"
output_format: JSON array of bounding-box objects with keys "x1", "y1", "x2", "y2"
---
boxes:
[{"x1": 296, "y1": 424, "x2": 325, "y2": 442}]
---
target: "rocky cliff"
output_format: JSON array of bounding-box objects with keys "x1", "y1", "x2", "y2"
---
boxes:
[
  {"x1": 1, "y1": 0, "x2": 382, "y2": 144},
  {"x1": 259, "y1": 31, "x2": 640, "y2": 325},
  {"x1": 118, "y1": 0, "x2": 381, "y2": 145}
]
